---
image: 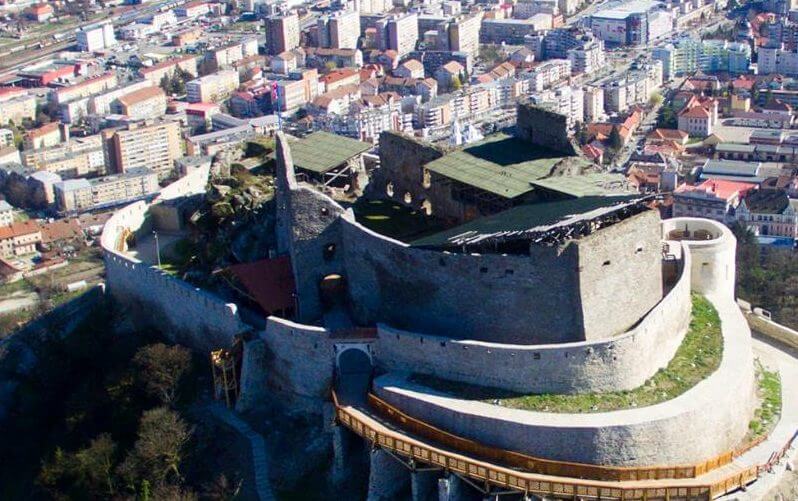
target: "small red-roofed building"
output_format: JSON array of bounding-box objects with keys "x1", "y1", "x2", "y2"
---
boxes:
[
  {"x1": 0, "y1": 220, "x2": 42, "y2": 258},
  {"x1": 320, "y1": 67, "x2": 360, "y2": 93},
  {"x1": 26, "y1": 3, "x2": 53, "y2": 22},
  {"x1": 581, "y1": 143, "x2": 603, "y2": 164},
  {"x1": 678, "y1": 96, "x2": 718, "y2": 137},
  {"x1": 648, "y1": 128, "x2": 689, "y2": 145}
]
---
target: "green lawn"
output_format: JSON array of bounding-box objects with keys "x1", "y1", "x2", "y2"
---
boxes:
[
  {"x1": 748, "y1": 361, "x2": 782, "y2": 438},
  {"x1": 349, "y1": 199, "x2": 446, "y2": 242},
  {"x1": 412, "y1": 294, "x2": 723, "y2": 413}
]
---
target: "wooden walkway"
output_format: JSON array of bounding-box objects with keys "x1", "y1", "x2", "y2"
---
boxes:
[{"x1": 333, "y1": 390, "x2": 794, "y2": 501}]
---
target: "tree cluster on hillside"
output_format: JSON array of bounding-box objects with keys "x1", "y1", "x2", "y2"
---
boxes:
[
  {"x1": 733, "y1": 223, "x2": 798, "y2": 330},
  {"x1": 0, "y1": 304, "x2": 245, "y2": 500}
]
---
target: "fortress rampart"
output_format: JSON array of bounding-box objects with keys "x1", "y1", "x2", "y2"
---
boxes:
[
  {"x1": 373, "y1": 218, "x2": 756, "y2": 466},
  {"x1": 101, "y1": 165, "x2": 248, "y2": 353},
  {"x1": 372, "y1": 239, "x2": 690, "y2": 394}
]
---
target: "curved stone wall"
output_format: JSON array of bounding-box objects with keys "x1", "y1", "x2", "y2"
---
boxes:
[
  {"x1": 337, "y1": 210, "x2": 663, "y2": 345},
  {"x1": 372, "y1": 245, "x2": 691, "y2": 394},
  {"x1": 374, "y1": 288, "x2": 756, "y2": 466},
  {"x1": 101, "y1": 166, "x2": 248, "y2": 352},
  {"x1": 662, "y1": 218, "x2": 736, "y2": 299}
]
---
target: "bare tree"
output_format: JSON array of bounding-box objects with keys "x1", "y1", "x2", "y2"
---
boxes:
[{"x1": 133, "y1": 344, "x2": 192, "y2": 406}]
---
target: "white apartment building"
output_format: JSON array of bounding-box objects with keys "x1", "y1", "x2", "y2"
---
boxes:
[
  {"x1": 54, "y1": 167, "x2": 159, "y2": 213},
  {"x1": 567, "y1": 39, "x2": 606, "y2": 75},
  {"x1": 76, "y1": 22, "x2": 117, "y2": 52},
  {"x1": 186, "y1": 70, "x2": 240, "y2": 103},
  {"x1": 583, "y1": 85, "x2": 605, "y2": 122},
  {"x1": 758, "y1": 45, "x2": 798, "y2": 76},
  {"x1": 521, "y1": 59, "x2": 572, "y2": 92},
  {"x1": 601, "y1": 60, "x2": 662, "y2": 113},
  {"x1": 531, "y1": 85, "x2": 584, "y2": 129}
]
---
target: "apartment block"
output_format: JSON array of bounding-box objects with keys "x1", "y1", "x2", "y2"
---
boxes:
[
  {"x1": 653, "y1": 38, "x2": 752, "y2": 78},
  {"x1": 103, "y1": 120, "x2": 183, "y2": 180},
  {"x1": 376, "y1": 13, "x2": 419, "y2": 57},
  {"x1": 112, "y1": 86, "x2": 167, "y2": 120},
  {"x1": 438, "y1": 13, "x2": 483, "y2": 56},
  {"x1": 51, "y1": 72, "x2": 118, "y2": 106},
  {"x1": 54, "y1": 167, "x2": 159, "y2": 213},
  {"x1": 0, "y1": 89, "x2": 36, "y2": 125},
  {"x1": 583, "y1": 85, "x2": 605, "y2": 122},
  {"x1": 0, "y1": 221, "x2": 41, "y2": 258},
  {"x1": 139, "y1": 55, "x2": 198, "y2": 85},
  {"x1": 186, "y1": 70, "x2": 240, "y2": 103},
  {"x1": 265, "y1": 13, "x2": 301, "y2": 55},
  {"x1": 22, "y1": 135, "x2": 106, "y2": 178},
  {"x1": 76, "y1": 22, "x2": 117, "y2": 52},
  {"x1": 318, "y1": 10, "x2": 360, "y2": 49},
  {"x1": 520, "y1": 58, "x2": 571, "y2": 91}
]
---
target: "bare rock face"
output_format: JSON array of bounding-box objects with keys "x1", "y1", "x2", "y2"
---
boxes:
[{"x1": 211, "y1": 148, "x2": 244, "y2": 178}]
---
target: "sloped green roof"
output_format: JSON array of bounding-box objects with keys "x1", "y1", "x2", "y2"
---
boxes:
[
  {"x1": 289, "y1": 131, "x2": 372, "y2": 173},
  {"x1": 424, "y1": 134, "x2": 570, "y2": 199},
  {"x1": 529, "y1": 173, "x2": 632, "y2": 197},
  {"x1": 412, "y1": 195, "x2": 644, "y2": 247}
]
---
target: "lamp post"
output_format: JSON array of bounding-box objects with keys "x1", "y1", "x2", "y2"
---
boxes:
[{"x1": 153, "y1": 230, "x2": 161, "y2": 268}]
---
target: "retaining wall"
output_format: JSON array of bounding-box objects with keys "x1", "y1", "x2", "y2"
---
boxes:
[
  {"x1": 372, "y1": 245, "x2": 691, "y2": 394},
  {"x1": 101, "y1": 166, "x2": 248, "y2": 353},
  {"x1": 375, "y1": 292, "x2": 756, "y2": 466}
]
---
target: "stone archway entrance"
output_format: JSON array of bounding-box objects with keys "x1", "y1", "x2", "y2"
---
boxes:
[{"x1": 335, "y1": 345, "x2": 373, "y2": 404}]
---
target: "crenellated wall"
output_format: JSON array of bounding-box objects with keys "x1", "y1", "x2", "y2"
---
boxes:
[
  {"x1": 101, "y1": 164, "x2": 248, "y2": 353},
  {"x1": 372, "y1": 244, "x2": 691, "y2": 394},
  {"x1": 255, "y1": 316, "x2": 337, "y2": 412}
]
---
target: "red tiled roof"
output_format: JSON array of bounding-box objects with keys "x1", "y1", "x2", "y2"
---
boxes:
[
  {"x1": 227, "y1": 256, "x2": 295, "y2": 314},
  {"x1": 320, "y1": 67, "x2": 359, "y2": 85},
  {"x1": 25, "y1": 121, "x2": 60, "y2": 139},
  {"x1": 679, "y1": 105, "x2": 710, "y2": 119},
  {"x1": 140, "y1": 55, "x2": 196, "y2": 74},
  {"x1": 0, "y1": 220, "x2": 40, "y2": 240},
  {"x1": 649, "y1": 128, "x2": 688, "y2": 141},
  {"x1": 676, "y1": 179, "x2": 756, "y2": 200}
]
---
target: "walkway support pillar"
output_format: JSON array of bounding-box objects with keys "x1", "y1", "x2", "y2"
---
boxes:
[{"x1": 367, "y1": 447, "x2": 410, "y2": 501}]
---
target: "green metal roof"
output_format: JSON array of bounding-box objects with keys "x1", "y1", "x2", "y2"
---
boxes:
[
  {"x1": 289, "y1": 131, "x2": 372, "y2": 174},
  {"x1": 412, "y1": 195, "x2": 644, "y2": 247},
  {"x1": 529, "y1": 173, "x2": 633, "y2": 197},
  {"x1": 424, "y1": 134, "x2": 571, "y2": 199}
]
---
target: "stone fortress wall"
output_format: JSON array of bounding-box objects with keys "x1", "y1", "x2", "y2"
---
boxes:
[
  {"x1": 373, "y1": 234, "x2": 691, "y2": 394},
  {"x1": 338, "y1": 211, "x2": 663, "y2": 344},
  {"x1": 99, "y1": 132, "x2": 757, "y2": 469},
  {"x1": 101, "y1": 165, "x2": 249, "y2": 353},
  {"x1": 274, "y1": 135, "x2": 665, "y2": 345},
  {"x1": 373, "y1": 218, "x2": 757, "y2": 466}
]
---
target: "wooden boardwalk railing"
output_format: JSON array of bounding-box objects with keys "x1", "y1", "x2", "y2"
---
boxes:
[
  {"x1": 366, "y1": 392, "x2": 763, "y2": 482},
  {"x1": 331, "y1": 391, "x2": 786, "y2": 500}
]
